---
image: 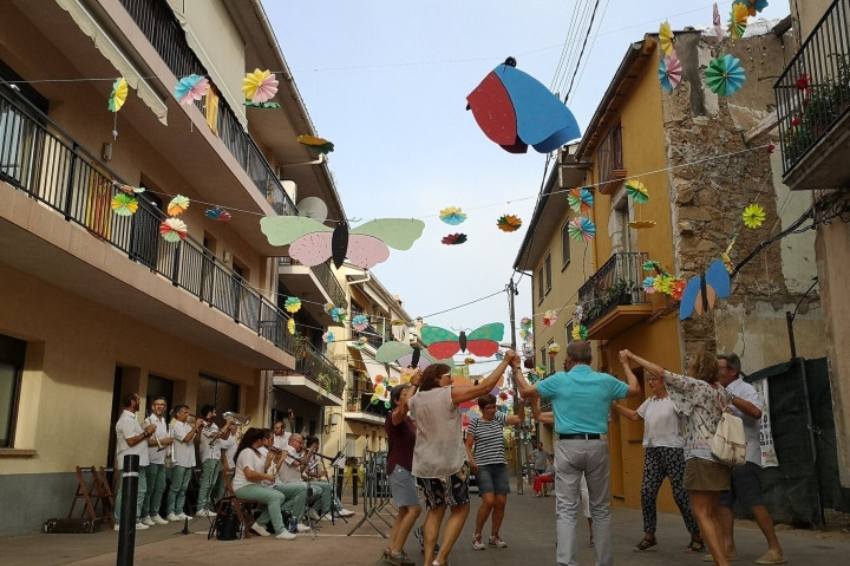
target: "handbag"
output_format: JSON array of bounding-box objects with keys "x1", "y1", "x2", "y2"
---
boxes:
[{"x1": 710, "y1": 412, "x2": 747, "y2": 466}]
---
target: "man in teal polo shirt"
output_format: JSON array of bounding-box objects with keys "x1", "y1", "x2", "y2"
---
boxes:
[{"x1": 516, "y1": 341, "x2": 640, "y2": 566}]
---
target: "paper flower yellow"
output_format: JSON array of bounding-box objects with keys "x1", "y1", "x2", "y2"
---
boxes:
[
  {"x1": 742, "y1": 204, "x2": 765, "y2": 229},
  {"x1": 284, "y1": 297, "x2": 302, "y2": 313},
  {"x1": 547, "y1": 343, "x2": 560, "y2": 357},
  {"x1": 571, "y1": 325, "x2": 588, "y2": 340},
  {"x1": 287, "y1": 319, "x2": 296, "y2": 335},
  {"x1": 242, "y1": 69, "x2": 279, "y2": 103}
]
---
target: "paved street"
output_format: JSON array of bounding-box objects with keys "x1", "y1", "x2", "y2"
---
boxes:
[{"x1": 1, "y1": 487, "x2": 847, "y2": 566}]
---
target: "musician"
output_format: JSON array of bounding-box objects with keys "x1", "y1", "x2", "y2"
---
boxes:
[
  {"x1": 114, "y1": 393, "x2": 157, "y2": 531},
  {"x1": 272, "y1": 409, "x2": 296, "y2": 451},
  {"x1": 217, "y1": 421, "x2": 239, "y2": 501},
  {"x1": 302, "y1": 436, "x2": 355, "y2": 518},
  {"x1": 195, "y1": 406, "x2": 233, "y2": 517},
  {"x1": 271, "y1": 433, "x2": 315, "y2": 532},
  {"x1": 165, "y1": 405, "x2": 203, "y2": 522},
  {"x1": 140, "y1": 397, "x2": 172, "y2": 526}
]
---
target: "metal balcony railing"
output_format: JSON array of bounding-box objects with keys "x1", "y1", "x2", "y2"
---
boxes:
[
  {"x1": 775, "y1": 0, "x2": 850, "y2": 174},
  {"x1": 118, "y1": 0, "x2": 296, "y2": 216},
  {"x1": 578, "y1": 252, "x2": 649, "y2": 329},
  {"x1": 279, "y1": 256, "x2": 348, "y2": 309},
  {"x1": 345, "y1": 389, "x2": 391, "y2": 417},
  {"x1": 0, "y1": 88, "x2": 300, "y2": 357},
  {"x1": 295, "y1": 345, "x2": 344, "y2": 396},
  {"x1": 353, "y1": 324, "x2": 384, "y2": 350}
]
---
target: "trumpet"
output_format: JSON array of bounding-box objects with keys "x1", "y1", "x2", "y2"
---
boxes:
[{"x1": 222, "y1": 412, "x2": 251, "y2": 426}]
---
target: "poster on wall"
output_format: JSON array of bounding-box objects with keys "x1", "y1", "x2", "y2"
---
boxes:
[{"x1": 753, "y1": 378, "x2": 779, "y2": 468}]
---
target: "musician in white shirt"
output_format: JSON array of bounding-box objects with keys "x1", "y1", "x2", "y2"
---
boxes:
[
  {"x1": 140, "y1": 397, "x2": 172, "y2": 526},
  {"x1": 195, "y1": 405, "x2": 233, "y2": 517},
  {"x1": 114, "y1": 393, "x2": 157, "y2": 531},
  {"x1": 165, "y1": 405, "x2": 203, "y2": 521},
  {"x1": 217, "y1": 422, "x2": 239, "y2": 501}
]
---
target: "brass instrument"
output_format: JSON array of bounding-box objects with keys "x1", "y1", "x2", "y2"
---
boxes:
[{"x1": 222, "y1": 412, "x2": 251, "y2": 426}]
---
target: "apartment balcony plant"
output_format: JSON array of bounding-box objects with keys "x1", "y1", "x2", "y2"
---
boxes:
[{"x1": 578, "y1": 252, "x2": 652, "y2": 339}]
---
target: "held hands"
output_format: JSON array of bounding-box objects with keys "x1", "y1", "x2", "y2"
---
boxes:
[{"x1": 619, "y1": 350, "x2": 632, "y2": 365}]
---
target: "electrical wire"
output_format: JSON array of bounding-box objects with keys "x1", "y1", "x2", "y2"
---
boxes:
[{"x1": 563, "y1": 0, "x2": 603, "y2": 104}]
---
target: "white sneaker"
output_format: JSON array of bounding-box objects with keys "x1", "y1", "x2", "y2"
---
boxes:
[
  {"x1": 195, "y1": 509, "x2": 213, "y2": 517},
  {"x1": 135, "y1": 522, "x2": 149, "y2": 530},
  {"x1": 166, "y1": 513, "x2": 183, "y2": 522},
  {"x1": 320, "y1": 513, "x2": 332, "y2": 522},
  {"x1": 275, "y1": 529, "x2": 297, "y2": 540},
  {"x1": 307, "y1": 508, "x2": 320, "y2": 521},
  {"x1": 152, "y1": 515, "x2": 169, "y2": 525},
  {"x1": 250, "y1": 523, "x2": 271, "y2": 537},
  {"x1": 177, "y1": 513, "x2": 191, "y2": 520},
  {"x1": 338, "y1": 509, "x2": 355, "y2": 517},
  {"x1": 141, "y1": 516, "x2": 156, "y2": 527},
  {"x1": 296, "y1": 523, "x2": 311, "y2": 533}
]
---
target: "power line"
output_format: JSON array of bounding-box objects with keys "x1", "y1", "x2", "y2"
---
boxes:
[{"x1": 564, "y1": 0, "x2": 603, "y2": 104}]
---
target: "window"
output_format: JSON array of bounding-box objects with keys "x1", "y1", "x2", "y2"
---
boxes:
[
  {"x1": 197, "y1": 374, "x2": 239, "y2": 429},
  {"x1": 565, "y1": 321, "x2": 574, "y2": 346},
  {"x1": 547, "y1": 340, "x2": 557, "y2": 375},
  {"x1": 0, "y1": 334, "x2": 27, "y2": 448},
  {"x1": 537, "y1": 265, "x2": 545, "y2": 303},
  {"x1": 561, "y1": 221, "x2": 572, "y2": 269},
  {"x1": 544, "y1": 254, "x2": 552, "y2": 293},
  {"x1": 0, "y1": 59, "x2": 48, "y2": 190},
  {"x1": 596, "y1": 124, "x2": 623, "y2": 183}
]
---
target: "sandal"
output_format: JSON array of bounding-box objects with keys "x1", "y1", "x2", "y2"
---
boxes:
[
  {"x1": 685, "y1": 539, "x2": 705, "y2": 553},
  {"x1": 634, "y1": 537, "x2": 658, "y2": 552}
]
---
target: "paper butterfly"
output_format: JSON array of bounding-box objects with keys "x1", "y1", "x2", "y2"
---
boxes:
[
  {"x1": 260, "y1": 217, "x2": 425, "y2": 270},
  {"x1": 679, "y1": 259, "x2": 732, "y2": 320},
  {"x1": 375, "y1": 342, "x2": 452, "y2": 370},
  {"x1": 420, "y1": 323, "x2": 505, "y2": 359}
]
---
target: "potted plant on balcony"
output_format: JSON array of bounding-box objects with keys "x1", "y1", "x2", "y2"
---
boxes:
[{"x1": 607, "y1": 278, "x2": 636, "y2": 307}]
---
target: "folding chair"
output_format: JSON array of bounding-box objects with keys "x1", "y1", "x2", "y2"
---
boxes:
[{"x1": 68, "y1": 466, "x2": 116, "y2": 529}]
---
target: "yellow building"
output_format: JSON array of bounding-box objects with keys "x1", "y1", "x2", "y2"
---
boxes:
[
  {"x1": 518, "y1": 29, "x2": 826, "y2": 513},
  {"x1": 0, "y1": 0, "x2": 348, "y2": 535}
]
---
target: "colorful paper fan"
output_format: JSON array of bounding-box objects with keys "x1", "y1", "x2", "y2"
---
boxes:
[
  {"x1": 728, "y1": 3, "x2": 749, "y2": 40},
  {"x1": 571, "y1": 325, "x2": 588, "y2": 340},
  {"x1": 643, "y1": 276, "x2": 657, "y2": 294},
  {"x1": 297, "y1": 135, "x2": 335, "y2": 154},
  {"x1": 242, "y1": 69, "x2": 279, "y2": 103},
  {"x1": 108, "y1": 78, "x2": 128, "y2": 112},
  {"x1": 322, "y1": 331, "x2": 335, "y2": 344},
  {"x1": 543, "y1": 310, "x2": 557, "y2": 327},
  {"x1": 706, "y1": 54, "x2": 746, "y2": 96},
  {"x1": 567, "y1": 188, "x2": 594, "y2": 213},
  {"x1": 628, "y1": 220, "x2": 657, "y2": 229},
  {"x1": 547, "y1": 343, "x2": 560, "y2": 357},
  {"x1": 742, "y1": 204, "x2": 766, "y2": 229},
  {"x1": 521, "y1": 316, "x2": 532, "y2": 330},
  {"x1": 497, "y1": 214, "x2": 522, "y2": 232},
  {"x1": 331, "y1": 307, "x2": 347, "y2": 323},
  {"x1": 284, "y1": 297, "x2": 302, "y2": 313},
  {"x1": 167, "y1": 195, "x2": 190, "y2": 216},
  {"x1": 659, "y1": 52, "x2": 682, "y2": 93},
  {"x1": 352, "y1": 314, "x2": 369, "y2": 332},
  {"x1": 439, "y1": 206, "x2": 467, "y2": 225},
  {"x1": 671, "y1": 280, "x2": 687, "y2": 301},
  {"x1": 442, "y1": 233, "x2": 467, "y2": 245},
  {"x1": 174, "y1": 74, "x2": 209, "y2": 105},
  {"x1": 626, "y1": 179, "x2": 649, "y2": 204},
  {"x1": 568, "y1": 217, "x2": 596, "y2": 243},
  {"x1": 735, "y1": 0, "x2": 768, "y2": 17},
  {"x1": 159, "y1": 218, "x2": 188, "y2": 242},
  {"x1": 659, "y1": 21, "x2": 675, "y2": 56},
  {"x1": 287, "y1": 319, "x2": 296, "y2": 335},
  {"x1": 111, "y1": 193, "x2": 138, "y2": 216},
  {"x1": 204, "y1": 207, "x2": 232, "y2": 222},
  {"x1": 713, "y1": 3, "x2": 726, "y2": 41}
]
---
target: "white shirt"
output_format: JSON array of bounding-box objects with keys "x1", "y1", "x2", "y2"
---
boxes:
[
  {"x1": 409, "y1": 386, "x2": 466, "y2": 478},
  {"x1": 725, "y1": 377, "x2": 763, "y2": 465},
  {"x1": 199, "y1": 422, "x2": 221, "y2": 462},
  {"x1": 220, "y1": 435, "x2": 237, "y2": 468},
  {"x1": 145, "y1": 413, "x2": 169, "y2": 465},
  {"x1": 170, "y1": 420, "x2": 197, "y2": 468},
  {"x1": 115, "y1": 410, "x2": 149, "y2": 469},
  {"x1": 636, "y1": 397, "x2": 686, "y2": 448},
  {"x1": 233, "y1": 448, "x2": 266, "y2": 491},
  {"x1": 273, "y1": 433, "x2": 291, "y2": 452},
  {"x1": 276, "y1": 445, "x2": 304, "y2": 484}
]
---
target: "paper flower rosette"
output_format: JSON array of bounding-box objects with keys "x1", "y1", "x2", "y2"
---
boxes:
[
  {"x1": 204, "y1": 207, "x2": 232, "y2": 222},
  {"x1": 497, "y1": 214, "x2": 523, "y2": 232},
  {"x1": 728, "y1": 3, "x2": 749, "y2": 40},
  {"x1": 242, "y1": 69, "x2": 279, "y2": 103},
  {"x1": 352, "y1": 314, "x2": 369, "y2": 332},
  {"x1": 439, "y1": 206, "x2": 467, "y2": 225},
  {"x1": 714, "y1": 3, "x2": 726, "y2": 41},
  {"x1": 330, "y1": 307, "x2": 347, "y2": 323},
  {"x1": 284, "y1": 297, "x2": 302, "y2": 313},
  {"x1": 706, "y1": 54, "x2": 746, "y2": 97},
  {"x1": 159, "y1": 218, "x2": 187, "y2": 242},
  {"x1": 442, "y1": 233, "x2": 468, "y2": 245},
  {"x1": 742, "y1": 203, "x2": 765, "y2": 229},
  {"x1": 659, "y1": 52, "x2": 682, "y2": 93},
  {"x1": 287, "y1": 319, "x2": 296, "y2": 335},
  {"x1": 108, "y1": 78, "x2": 128, "y2": 112},
  {"x1": 322, "y1": 331, "x2": 335, "y2": 344},
  {"x1": 111, "y1": 193, "x2": 138, "y2": 216},
  {"x1": 521, "y1": 316, "x2": 532, "y2": 330},
  {"x1": 174, "y1": 74, "x2": 210, "y2": 105},
  {"x1": 297, "y1": 135, "x2": 334, "y2": 154},
  {"x1": 568, "y1": 217, "x2": 596, "y2": 243},
  {"x1": 643, "y1": 276, "x2": 657, "y2": 294},
  {"x1": 659, "y1": 21, "x2": 675, "y2": 56},
  {"x1": 571, "y1": 325, "x2": 588, "y2": 340},
  {"x1": 626, "y1": 179, "x2": 649, "y2": 204},
  {"x1": 567, "y1": 188, "x2": 594, "y2": 213},
  {"x1": 167, "y1": 195, "x2": 190, "y2": 216},
  {"x1": 543, "y1": 310, "x2": 557, "y2": 327},
  {"x1": 547, "y1": 343, "x2": 560, "y2": 357}
]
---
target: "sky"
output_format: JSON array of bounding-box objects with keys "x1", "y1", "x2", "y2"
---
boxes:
[{"x1": 266, "y1": 1, "x2": 788, "y2": 364}]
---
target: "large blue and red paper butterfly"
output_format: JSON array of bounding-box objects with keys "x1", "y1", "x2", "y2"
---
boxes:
[
  {"x1": 679, "y1": 259, "x2": 732, "y2": 320},
  {"x1": 260, "y1": 217, "x2": 425, "y2": 270},
  {"x1": 420, "y1": 323, "x2": 505, "y2": 359}
]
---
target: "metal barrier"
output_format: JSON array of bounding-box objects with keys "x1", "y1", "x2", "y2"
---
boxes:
[{"x1": 347, "y1": 450, "x2": 395, "y2": 537}]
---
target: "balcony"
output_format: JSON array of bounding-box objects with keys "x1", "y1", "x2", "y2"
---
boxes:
[
  {"x1": 118, "y1": 0, "x2": 296, "y2": 214},
  {"x1": 0, "y1": 88, "x2": 298, "y2": 365},
  {"x1": 344, "y1": 388, "x2": 390, "y2": 425},
  {"x1": 774, "y1": 0, "x2": 850, "y2": 190},
  {"x1": 578, "y1": 252, "x2": 652, "y2": 340},
  {"x1": 272, "y1": 341, "x2": 344, "y2": 406},
  {"x1": 353, "y1": 324, "x2": 385, "y2": 351},
  {"x1": 279, "y1": 256, "x2": 347, "y2": 320}
]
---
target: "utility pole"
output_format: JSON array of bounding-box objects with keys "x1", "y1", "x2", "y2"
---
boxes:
[{"x1": 506, "y1": 278, "x2": 524, "y2": 494}]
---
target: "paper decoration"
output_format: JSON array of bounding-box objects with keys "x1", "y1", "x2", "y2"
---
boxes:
[
  {"x1": 735, "y1": 0, "x2": 768, "y2": 18},
  {"x1": 376, "y1": 342, "x2": 442, "y2": 370},
  {"x1": 115, "y1": 183, "x2": 145, "y2": 194},
  {"x1": 466, "y1": 57, "x2": 581, "y2": 154},
  {"x1": 713, "y1": 3, "x2": 726, "y2": 41},
  {"x1": 287, "y1": 319, "x2": 296, "y2": 335},
  {"x1": 323, "y1": 331, "x2": 335, "y2": 344},
  {"x1": 628, "y1": 221, "x2": 657, "y2": 229},
  {"x1": 742, "y1": 204, "x2": 766, "y2": 229},
  {"x1": 242, "y1": 69, "x2": 279, "y2": 103},
  {"x1": 111, "y1": 193, "x2": 138, "y2": 216},
  {"x1": 439, "y1": 207, "x2": 467, "y2": 225},
  {"x1": 420, "y1": 323, "x2": 505, "y2": 359},
  {"x1": 284, "y1": 297, "x2": 302, "y2": 313},
  {"x1": 543, "y1": 310, "x2": 557, "y2": 327},
  {"x1": 547, "y1": 343, "x2": 560, "y2": 357},
  {"x1": 108, "y1": 78, "x2": 128, "y2": 112},
  {"x1": 571, "y1": 325, "x2": 588, "y2": 340},
  {"x1": 574, "y1": 305, "x2": 583, "y2": 322},
  {"x1": 680, "y1": 259, "x2": 732, "y2": 320},
  {"x1": 174, "y1": 74, "x2": 209, "y2": 105},
  {"x1": 626, "y1": 179, "x2": 649, "y2": 204},
  {"x1": 671, "y1": 280, "x2": 687, "y2": 301},
  {"x1": 659, "y1": 21, "x2": 674, "y2": 56},
  {"x1": 728, "y1": 3, "x2": 749, "y2": 40},
  {"x1": 167, "y1": 195, "x2": 190, "y2": 216},
  {"x1": 568, "y1": 217, "x2": 596, "y2": 242},
  {"x1": 568, "y1": 188, "x2": 594, "y2": 213},
  {"x1": 160, "y1": 218, "x2": 187, "y2": 242},
  {"x1": 721, "y1": 235, "x2": 738, "y2": 273},
  {"x1": 330, "y1": 307, "x2": 347, "y2": 323},
  {"x1": 495, "y1": 352, "x2": 504, "y2": 361},
  {"x1": 260, "y1": 217, "x2": 425, "y2": 270},
  {"x1": 521, "y1": 317, "x2": 532, "y2": 330},
  {"x1": 297, "y1": 135, "x2": 335, "y2": 154},
  {"x1": 442, "y1": 233, "x2": 467, "y2": 245},
  {"x1": 352, "y1": 314, "x2": 369, "y2": 332},
  {"x1": 497, "y1": 214, "x2": 523, "y2": 232},
  {"x1": 659, "y1": 53, "x2": 682, "y2": 92},
  {"x1": 706, "y1": 54, "x2": 746, "y2": 97},
  {"x1": 654, "y1": 275, "x2": 675, "y2": 294},
  {"x1": 643, "y1": 276, "x2": 657, "y2": 294},
  {"x1": 353, "y1": 336, "x2": 368, "y2": 349},
  {"x1": 369, "y1": 381, "x2": 388, "y2": 405},
  {"x1": 204, "y1": 207, "x2": 232, "y2": 222}
]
